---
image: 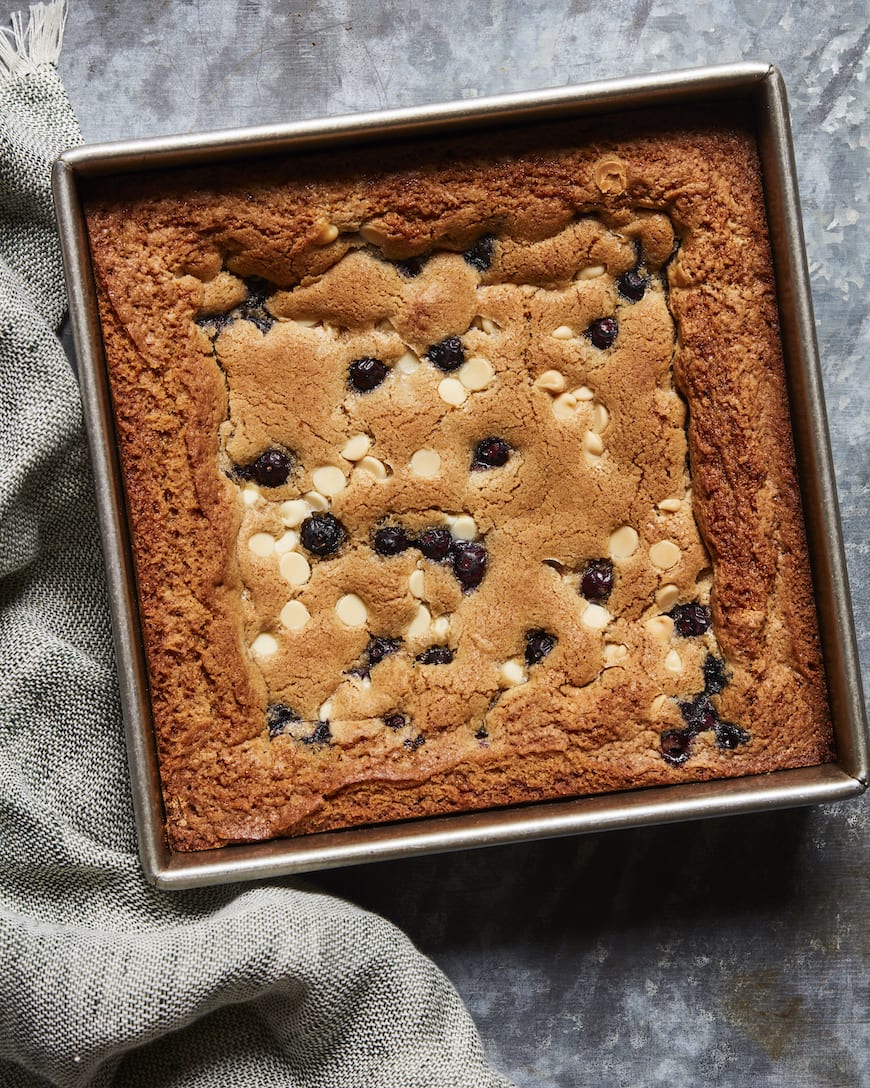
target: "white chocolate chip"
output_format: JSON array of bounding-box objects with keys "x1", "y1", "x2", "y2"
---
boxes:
[
  {"x1": 603, "y1": 643, "x2": 628, "y2": 667},
  {"x1": 438, "y1": 377, "x2": 467, "y2": 406},
  {"x1": 581, "y1": 603, "x2": 611, "y2": 630},
  {"x1": 500, "y1": 659, "x2": 527, "y2": 685},
  {"x1": 576, "y1": 264, "x2": 606, "y2": 280},
  {"x1": 551, "y1": 325, "x2": 575, "y2": 340},
  {"x1": 407, "y1": 604, "x2": 431, "y2": 639},
  {"x1": 432, "y1": 615, "x2": 451, "y2": 638},
  {"x1": 656, "y1": 583, "x2": 681, "y2": 610},
  {"x1": 609, "y1": 525, "x2": 639, "y2": 559},
  {"x1": 645, "y1": 615, "x2": 675, "y2": 643},
  {"x1": 574, "y1": 386, "x2": 595, "y2": 401},
  {"x1": 376, "y1": 318, "x2": 395, "y2": 333},
  {"x1": 280, "y1": 600, "x2": 310, "y2": 631},
  {"x1": 408, "y1": 569, "x2": 425, "y2": 598},
  {"x1": 279, "y1": 551, "x2": 311, "y2": 586},
  {"x1": 304, "y1": 490, "x2": 330, "y2": 512},
  {"x1": 650, "y1": 540, "x2": 681, "y2": 571},
  {"x1": 395, "y1": 351, "x2": 421, "y2": 374},
  {"x1": 335, "y1": 593, "x2": 368, "y2": 627},
  {"x1": 360, "y1": 223, "x2": 389, "y2": 245},
  {"x1": 274, "y1": 530, "x2": 300, "y2": 555},
  {"x1": 480, "y1": 317, "x2": 499, "y2": 334},
  {"x1": 319, "y1": 699, "x2": 333, "y2": 719},
  {"x1": 664, "y1": 649, "x2": 683, "y2": 674},
  {"x1": 459, "y1": 356, "x2": 494, "y2": 390},
  {"x1": 293, "y1": 317, "x2": 318, "y2": 327},
  {"x1": 591, "y1": 403, "x2": 609, "y2": 433},
  {"x1": 356, "y1": 455, "x2": 388, "y2": 480},
  {"x1": 341, "y1": 434, "x2": 371, "y2": 461},
  {"x1": 535, "y1": 370, "x2": 567, "y2": 393},
  {"x1": 241, "y1": 483, "x2": 261, "y2": 506},
  {"x1": 650, "y1": 694, "x2": 670, "y2": 715},
  {"x1": 311, "y1": 466, "x2": 346, "y2": 497},
  {"x1": 445, "y1": 514, "x2": 477, "y2": 540},
  {"x1": 248, "y1": 532, "x2": 275, "y2": 557},
  {"x1": 410, "y1": 449, "x2": 441, "y2": 478},
  {"x1": 657, "y1": 497, "x2": 683, "y2": 512},
  {"x1": 583, "y1": 432, "x2": 605, "y2": 456},
  {"x1": 315, "y1": 223, "x2": 339, "y2": 245},
  {"x1": 250, "y1": 633, "x2": 278, "y2": 657},
  {"x1": 552, "y1": 392, "x2": 578, "y2": 420},
  {"x1": 279, "y1": 499, "x2": 311, "y2": 527}
]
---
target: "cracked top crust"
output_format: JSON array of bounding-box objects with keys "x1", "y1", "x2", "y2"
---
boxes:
[{"x1": 85, "y1": 107, "x2": 835, "y2": 851}]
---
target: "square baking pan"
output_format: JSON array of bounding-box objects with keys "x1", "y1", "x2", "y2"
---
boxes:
[{"x1": 53, "y1": 62, "x2": 868, "y2": 889}]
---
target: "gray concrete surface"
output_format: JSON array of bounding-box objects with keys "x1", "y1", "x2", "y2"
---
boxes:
[{"x1": 7, "y1": 0, "x2": 868, "y2": 1084}]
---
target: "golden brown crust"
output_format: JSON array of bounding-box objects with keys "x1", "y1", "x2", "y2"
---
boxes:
[{"x1": 85, "y1": 106, "x2": 834, "y2": 851}]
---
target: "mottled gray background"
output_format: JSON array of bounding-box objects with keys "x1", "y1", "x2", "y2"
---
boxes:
[{"x1": 11, "y1": 0, "x2": 869, "y2": 1084}]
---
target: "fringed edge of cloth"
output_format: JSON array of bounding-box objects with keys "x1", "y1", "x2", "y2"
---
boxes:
[{"x1": 0, "y1": 0, "x2": 66, "y2": 80}]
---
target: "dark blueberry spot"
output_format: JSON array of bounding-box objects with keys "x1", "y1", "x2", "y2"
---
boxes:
[
  {"x1": 196, "y1": 311, "x2": 233, "y2": 335},
  {"x1": 373, "y1": 525, "x2": 411, "y2": 556},
  {"x1": 580, "y1": 559, "x2": 614, "y2": 602},
  {"x1": 403, "y1": 735, "x2": 426, "y2": 751},
  {"x1": 230, "y1": 461, "x2": 256, "y2": 482},
  {"x1": 416, "y1": 645, "x2": 454, "y2": 665},
  {"x1": 463, "y1": 234, "x2": 495, "y2": 272},
  {"x1": 669, "y1": 602, "x2": 712, "y2": 637},
  {"x1": 703, "y1": 654, "x2": 729, "y2": 694},
  {"x1": 587, "y1": 316, "x2": 618, "y2": 350},
  {"x1": 266, "y1": 703, "x2": 300, "y2": 739},
  {"x1": 451, "y1": 540, "x2": 488, "y2": 591},
  {"x1": 366, "y1": 636, "x2": 401, "y2": 666},
  {"x1": 616, "y1": 269, "x2": 649, "y2": 302},
  {"x1": 346, "y1": 666, "x2": 370, "y2": 681},
  {"x1": 471, "y1": 437, "x2": 511, "y2": 470},
  {"x1": 302, "y1": 720, "x2": 332, "y2": 746},
  {"x1": 715, "y1": 720, "x2": 751, "y2": 750},
  {"x1": 240, "y1": 276, "x2": 277, "y2": 332},
  {"x1": 525, "y1": 630, "x2": 556, "y2": 666},
  {"x1": 425, "y1": 336, "x2": 465, "y2": 372},
  {"x1": 678, "y1": 693, "x2": 718, "y2": 734},
  {"x1": 660, "y1": 728, "x2": 693, "y2": 765},
  {"x1": 395, "y1": 255, "x2": 426, "y2": 277},
  {"x1": 384, "y1": 712, "x2": 406, "y2": 731},
  {"x1": 349, "y1": 356, "x2": 389, "y2": 392},
  {"x1": 474, "y1": 726, "x2": 489, "y2": 740},
  {"x1": 300, "y1": 512, "x2": 346, "y2": 557},
  {"x1": 417, "y1": 527, "x2": 453, "y2": 562},
  {"x1": 249, "y1": 448, "x2": 292, "y2": 487}
]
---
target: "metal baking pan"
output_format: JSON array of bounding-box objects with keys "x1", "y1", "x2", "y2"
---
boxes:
[{"x1": 53, "y1": 62, "x2": 868, "y2": 889}]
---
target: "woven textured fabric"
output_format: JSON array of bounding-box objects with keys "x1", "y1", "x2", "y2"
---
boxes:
[{"x1": 0, "y1": 8, "x2": 515, "y2": 1087}]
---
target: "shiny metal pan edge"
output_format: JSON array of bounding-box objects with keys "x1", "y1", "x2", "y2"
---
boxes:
[{"x1": 52, "y1": 62, "x2": 868, "y2": 889}]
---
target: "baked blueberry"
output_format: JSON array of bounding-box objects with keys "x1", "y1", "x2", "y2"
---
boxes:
[
  {"x1": 302, "y1": 720, "x2": 332, "y2": 746},
  {"x1": 703, "y1": 654, "x2": 729, "y2": 694},
  {"x1": 678, "y1": 693, "x2": 718, "y2": 734},
  {"x1": 475, "y1": 726, "x2": 489, "y2": 740},
  {"x1": 404, "y1": 735, "x2": 426, "y2": 751},
  {"x1": 587, "y1": 316, "x2": 618, "y2": 349},
  {"x1": 249, "y1": 448, "x2": 292, "y2": 487},
  {"x1": 349, "y1": 356, "x2": 389, "y2": 392},
  {"x1": 266, "y1": 703, "x2": 300, "y2": 739},
  {"x1": 373, "y1": 525, "x2": 411, "y2": 556},
  {"x1": 425, "y1": 336, "x2": 465, "y2": 372},
  {"x1": 451, "y1": 540, "x2": 488, "y2": 591},
  {"x1": 580, "y1": 559, "x2": 614, "y2": 602},
  {"x1": 463, "y1": 234, "x2": 495, "y2": 272},
  {"x1": 196, "y1": 311, "x2": 232, "y2": 335},
  {"x1": 395, "y1": 255, "x2": 426, "y2": 277},
  {"x1": 417, "y1": 527, "x2": 453, "y2": 562},
  {"x1": 241, "y1": 276, "x2": 276, "y2": 332},
  {"x1": 525, "y1": 630, "x2": 556, "y2": 666},
  {"x1": 384, "y1": 712, "x2": 406, "y2": 731},
  {"x1": 416, "y1": 645, "x2": 454, "y2": 665},
  {"x1": 366, "y1": 636, "x2": 401, "y2": 666},
  {"x1": 471, "y1": 437, "x2": 510, "y2": 470},
  {"x1": 616, "y1": 269, "x2": 649, "y2": 302},
  {"x1": 715, "y1": 720, "x2": 751, "y2": 750},
  {"x1": 669, "y1": 602, "x2": 712, "y2": 637},
  {"x1": 300, "y1": 512, "x2": 346, "y2": 556},
  {"x1": 660, "y1": 728, "x2": 692, "y2": 765}
]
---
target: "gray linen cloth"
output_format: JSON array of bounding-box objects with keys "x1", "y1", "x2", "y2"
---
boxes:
[{"x1": 0, "y1": 7, "x2": 515, "y2": 1086}]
